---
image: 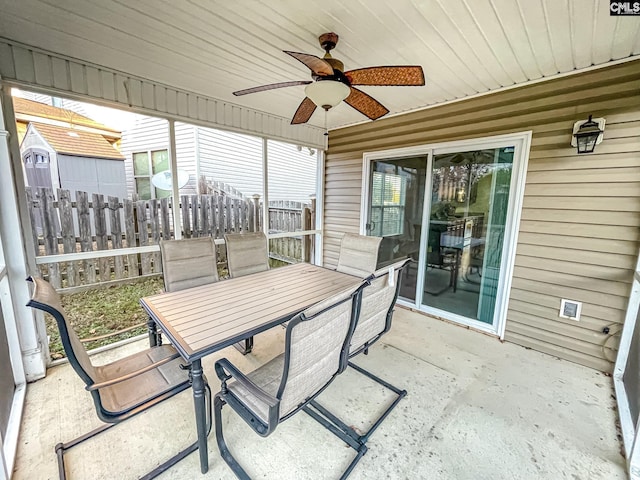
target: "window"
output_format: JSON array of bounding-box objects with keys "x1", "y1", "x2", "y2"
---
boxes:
[
  {"x1": 133, "y1": 149, "x2": 170, "y2": 199},
  {"x1": 370, "y1": 171, "x2": 406, "y2": 237}
]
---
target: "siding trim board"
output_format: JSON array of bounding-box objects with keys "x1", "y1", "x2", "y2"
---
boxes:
[{"x1": 324, "y1": 60, "x2": 640, "y2": 372}]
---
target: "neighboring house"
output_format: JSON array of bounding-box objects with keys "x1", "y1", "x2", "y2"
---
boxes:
[
  {"x1": 14, "y1": 97, "x2": 126, "y2": 199},
  {"x1": 120, "y1": 116, "x2": 317, "y2": 202}
]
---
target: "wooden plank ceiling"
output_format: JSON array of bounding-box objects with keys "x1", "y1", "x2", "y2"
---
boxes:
[{"x1": 1, "y1": 0, "x2": 639, "y2": 130}]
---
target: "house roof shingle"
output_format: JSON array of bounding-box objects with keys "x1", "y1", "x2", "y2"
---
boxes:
[
  {"x1": 30, "y1": 122, "x2": 124, "y2": 160},
  {"x1": 13, "y1": 97, "x2": 121, "y2": 135}
]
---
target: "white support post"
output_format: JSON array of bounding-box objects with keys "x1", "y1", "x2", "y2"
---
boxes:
[
  {"x1": 0, "y1": 82, "x2": 48, "y2": 380},
  {"x1": 262, "y1": 138, "x2": 269, "y2": 236},
  {"x1": 314, "y1": 149, "x2": 325, "y2": 266},
  {"x1": 168, "y1": 120, "x2": 182, "y2": 240}
]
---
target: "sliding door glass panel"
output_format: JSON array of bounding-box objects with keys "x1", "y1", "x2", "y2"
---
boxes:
[
  {"x1": 421, "y1": 147, "x2": 514, "y2": 325},
  {"x1": 366, "y1": 156, "x2": 428, "y2": 301}
]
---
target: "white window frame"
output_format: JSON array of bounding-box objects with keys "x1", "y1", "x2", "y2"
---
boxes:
[
  {"x1": 370, "y1": 171, "x2": 407, "y2": 237},
  {"x1": 361, "y1": 131, "x2": 531, "y2": 337},
  {"x1": 132, "y1": 148, "x2": 169, "y2": 200}
]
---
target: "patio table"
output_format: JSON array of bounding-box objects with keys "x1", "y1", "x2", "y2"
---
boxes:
[{"x1": 140, "y1": 262, "x2": 361, "y2": 474}]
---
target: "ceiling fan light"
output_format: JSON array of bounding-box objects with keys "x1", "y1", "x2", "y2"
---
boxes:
[{"x1": 305, "y1": 80, "x2": 350, "y2": 110}]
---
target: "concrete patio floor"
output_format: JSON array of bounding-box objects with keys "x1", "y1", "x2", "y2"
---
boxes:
[{"x1": 12, "y1": 307, "x2": 626, "y2": 480}]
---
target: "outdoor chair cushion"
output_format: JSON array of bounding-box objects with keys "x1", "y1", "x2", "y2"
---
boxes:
[
  {"x1": 96, "y1": 344, "x2": 188, "y2": 415},
  {"x1": 336, "y1": 233, "x2": 382, "y2": 278},
  {"x1": 160, "y1": 237, "x2": 218, "y2": 292},
  {"x1": 224, "y1": 232, "x2": 269, "y2": 278}
]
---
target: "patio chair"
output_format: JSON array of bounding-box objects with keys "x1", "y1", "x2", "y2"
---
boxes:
[
  {"x1": 336, "y1": 233, "x2": 382, "y2": 278},
  {"x1": 307, "y1": 258, "x2": 411, "y2": 446},
  {"x1": 213, "y1": 282, "x2": 368, "y2": 479},
  {"x1": 223, "y1": 231, "x2": 270, "y2": 354},
  {"x1": 26, "y1": 276, "x2": 211, "y2": 480},
  {"x1": 154, "y1": 236, "x2": 219, "y2": 346},
  {"x1": 160, "y1": 236, "x2": 218, "y2": 293}
]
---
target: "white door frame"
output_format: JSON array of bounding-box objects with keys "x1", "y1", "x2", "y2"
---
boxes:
[{"x1": 361, "y1": 131, "x2": 531, "y2": 337}]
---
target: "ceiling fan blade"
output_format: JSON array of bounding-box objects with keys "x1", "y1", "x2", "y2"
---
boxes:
[
  {"x1": 233, "y1": 81, "x2": 312, "y2": 96},
  {"x1": 344, "y1": 87, "x2": 389, "y2": 120},
  {"x1": 291, "y1": 97, "x2": 317, "y2": 125},
  {"x1": 283, "y1": 51, "x2": 334, "y2": 76},
  {"x1": 345, "y1": 66, "x2": 425, "y2": 86}
]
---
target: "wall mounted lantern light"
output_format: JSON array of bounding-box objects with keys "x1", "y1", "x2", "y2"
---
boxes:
[{"x1": 571, "y1": 115, "x2": 605, "y2": 154}]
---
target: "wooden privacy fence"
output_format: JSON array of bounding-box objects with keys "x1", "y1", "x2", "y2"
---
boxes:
[{"x1": 26, "y1": 187, "x2": 314, "y2": 291}]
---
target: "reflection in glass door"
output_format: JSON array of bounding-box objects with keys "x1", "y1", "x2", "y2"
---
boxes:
[
  {"x1": 366, "y1": 156, "x2": 428, "y2": 301},
  {"x1": 422, "y1": 147, "x2": 514, "y2": 325}
]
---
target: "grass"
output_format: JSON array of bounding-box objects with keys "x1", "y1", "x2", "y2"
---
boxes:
[{"x1": 48, "y1": 277, "x2": 164, "y2": 359}]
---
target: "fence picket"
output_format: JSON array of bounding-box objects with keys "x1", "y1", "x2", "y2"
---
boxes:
[
  {"x1": 123, "y1": 199, "x2": 138, "y2": 277},
  {"x1": 136, "y1": 200, "x2": 152, "y2": 275},
  {"x1": 38, "y1": 188, "x2": 61, "y2": 287},
  {"x1": 149, "y1": 199, "x2": 161, "y2": 271},
  {"x1": 76, "y1": 191, "x2": 96, "y2": 284},
  {"x1": 181, "y1": 195, "x2": 191, "y2": 238},
  {"x1": 191, "y1": 195, "x2": 200, "y2": 237},
  {"x1": 217, "y1": 196, "x2": 224, "y2": 238},
  {"x1": 24, "y1": 188, "x2": 40, "y2": 256},
  {"x1": 92, "y1": 194, "x2": 110, "y2": 282},
  {"x1": 160, "y1": 198, "x2": 171, "y2": 240},
  {"x1": 58, "y1": 189, "x2": 78, "y2": 287},
  {"x1": 108, "y1": 196, "x2": 125, "y2": 280}
]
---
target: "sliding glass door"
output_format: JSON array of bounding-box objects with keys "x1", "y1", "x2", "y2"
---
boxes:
[
  {"x1": 422, "y1": 147, "x2": 514, "y2": 325},
  {"x1": 365, "y1": 155, "x2": 428, "y2": 301},
  {"x1": 363, "y1": 133, "x2": 528, "y2": 334}
]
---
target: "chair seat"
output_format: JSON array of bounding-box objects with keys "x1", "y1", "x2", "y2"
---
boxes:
[
  {"x1": 96, "y1": 345, "x2": 190, "y2": 416},
  {"x1": 227, "y1": 354, "x2": 285, "y2": 423}
]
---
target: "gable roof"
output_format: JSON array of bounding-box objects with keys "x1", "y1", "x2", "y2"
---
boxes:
[
  {"x1": 13, "y1": 97, "x2": 121, "y2": 136},
  {"x1": 29, "y1": 122, "x2": 124, "y2": 160}
]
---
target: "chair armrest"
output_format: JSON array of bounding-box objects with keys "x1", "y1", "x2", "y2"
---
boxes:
[
  {"x1": 215, "y1": 358, "x2": 278, "y2": 409},
  {"x1": 86, "y1": 351, "x2": 181, "y2": 391}
]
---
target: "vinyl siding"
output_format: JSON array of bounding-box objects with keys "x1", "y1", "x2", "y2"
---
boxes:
[{"x1": 324, "y1": 60, "x2": 640, "y2": 372}]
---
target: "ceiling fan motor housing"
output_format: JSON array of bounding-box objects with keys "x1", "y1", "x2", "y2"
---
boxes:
[{"x1": 319, "y1": 32, "x2": 339, "y2": 52}]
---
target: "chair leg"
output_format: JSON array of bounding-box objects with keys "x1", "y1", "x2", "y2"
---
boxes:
[
  {"x1": 216, "y1": 392, "x2": 366, "y2": 479},
  {"x1": 308, "y1": 360, "x2": 407, "y2": 446},
  {"x1": 302, "y1": 404, "x2": 368, "y2": 479},
  {"x1": 233, "y1": 336, "x2": 254, "y2": 355},
  {"x1": 55, "y1": 423, "x2": 115, "y2": 480},
  {"x1": 56, "y1": 386, "x2": 213, "y2": 480},
  {"x1": 214, "y1": 394, "x2": 252, "y2": 480}
]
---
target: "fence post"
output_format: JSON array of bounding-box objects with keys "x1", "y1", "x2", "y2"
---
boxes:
[
  {"x1": 303, "y1": 204, "x2": 312, "y2": 264},
  {"x1": 252, "y1": 194, "x2": 261, "y2": 232},
  {"x1": 310, "y1": 195, "x2": 316, "y2": 263}
]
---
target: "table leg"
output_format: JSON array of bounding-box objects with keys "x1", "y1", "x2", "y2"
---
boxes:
[
  {"x1": 147, "y1": 316, "x2": 159, "y2": 347},
  {"x1": 191, "y1": 359, "x2": 209, "y2": 474}
]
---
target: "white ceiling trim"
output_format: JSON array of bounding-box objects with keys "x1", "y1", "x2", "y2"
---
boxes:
[{"x1": 0, "y1": 38, "x2": 327, "y2": 149}]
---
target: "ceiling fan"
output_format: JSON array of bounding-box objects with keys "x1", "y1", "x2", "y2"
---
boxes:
[{"x1": 232, "y1": 32, "x2": 425, "y2": 125}]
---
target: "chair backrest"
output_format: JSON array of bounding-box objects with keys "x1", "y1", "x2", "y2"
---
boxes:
[
  {"x1": 349, "y1": 258, "x2": 411, "y2": 356},
  {"x1": 336, "y1": 233, "x2": 382, "y2": 278},
  {"x1": 224, "y1": 232, "x2": 269, "y2": 278},
  {"x1": 276, "y1": 283, "x2": 364, "y2": 419},
  {"x1": 26, "y1": 277, "x2": 97, "y2": 386},
  {"x1": 160, "y1": 237, "x2": 218, "y2": 292}
]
